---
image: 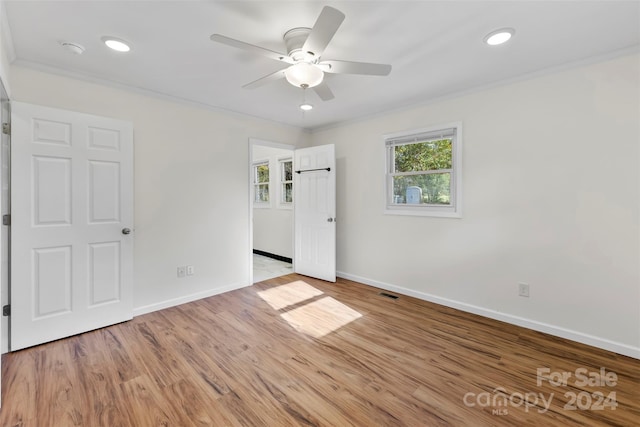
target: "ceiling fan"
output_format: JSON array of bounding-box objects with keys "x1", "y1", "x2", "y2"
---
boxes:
[{"x1": 210, "y1": 6, "x2": 392, "y2": 101}]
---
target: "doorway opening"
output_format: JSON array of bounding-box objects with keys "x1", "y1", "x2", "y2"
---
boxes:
[{"x1": 249, "y1": 139, "x2": 295, "y2": 283}]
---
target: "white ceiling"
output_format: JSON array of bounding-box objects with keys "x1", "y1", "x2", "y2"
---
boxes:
[{"x1": 4, "y1": 1, "x2": 640, "y2": 130}]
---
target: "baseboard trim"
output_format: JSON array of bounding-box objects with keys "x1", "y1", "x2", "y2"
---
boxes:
[
  {"x1": 337, "y1": 271, "x2": 640, "y2": 360},
  {"x1": 253, "y1": 249, "x2": 292, "y2": 264},
  {"x1": 133, "y1": 281, "x2": 250, "y2": 317}
]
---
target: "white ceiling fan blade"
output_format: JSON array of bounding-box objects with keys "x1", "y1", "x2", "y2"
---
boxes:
[
  {"x1": 242, "y1": 69, "x2": 286, "y2": 89},
  {"x1": 320, "y1": 60, "x2": 392, "y2": 76},
  {"x1": 312, "y1": 81, "x2": 335, "y2": 101},
  {"x1": 302, "y1": 6, "x2": 345, "y2": 58},
  {"x1": 210, "y1": 34, "x2": 293, "y2": 64}
]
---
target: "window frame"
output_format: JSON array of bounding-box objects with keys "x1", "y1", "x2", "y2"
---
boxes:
[
  {"x1": 252, "y1": 160, "x2": 271, "y2": 208},
  {"x1": 383, "y1": 122, "x2": 462, "y2": 218},
  {"x1": 278, "y1": 157, "x2": 293, "y2": 209}
]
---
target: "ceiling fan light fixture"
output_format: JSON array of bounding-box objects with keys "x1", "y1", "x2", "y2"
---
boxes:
[
  {"x1": 484, "y1": 28, "x2": 515, "y2": 46},
  {"x1": 284, "y1": 62, "x2": 324, "y2": 88},
  {"x1": 300, "y1": 104, "x2": 313, "y2": 111}
]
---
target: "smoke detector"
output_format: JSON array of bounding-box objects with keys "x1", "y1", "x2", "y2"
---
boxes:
[{"x1": 60, "y1": 41, "x2": 85, "y2": 55}]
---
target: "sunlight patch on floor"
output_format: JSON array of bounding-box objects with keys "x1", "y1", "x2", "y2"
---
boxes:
[
  {"x1": 257, "y1": 280, "x2": 363, "y2": 338},
  {"x1": 257, "y1": 280, "x2": 324, "y2": 310},
  {"x1": 280, "y1": 296, "x2": 363, "y2": 338}
]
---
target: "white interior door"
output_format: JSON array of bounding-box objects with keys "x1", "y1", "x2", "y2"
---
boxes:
[
  {"x1": 294, "y1": 144, "x2": 336, "y2": 282},
  {"x1": 11, "y1": 102, "x2": 134, "y2": 351}
]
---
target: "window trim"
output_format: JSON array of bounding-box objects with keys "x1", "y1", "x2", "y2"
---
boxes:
[
  {"x1": 383, "y1": 122, "x2": 462, "y2": 218},
  {"x1": 252, "y1": 160, "x2": 271, "y2": 208},
  {"x1": 277, "y1": 157, "x2": 293, "y2": 209}
]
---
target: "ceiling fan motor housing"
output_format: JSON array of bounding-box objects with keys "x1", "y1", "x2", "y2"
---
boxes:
[{"x1": 284, "y1": 27, "x2": 314, "y2": 62}]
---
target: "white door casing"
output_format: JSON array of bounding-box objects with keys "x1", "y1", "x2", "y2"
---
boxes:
[
  {"x1": 0, "y1": 81, "x2": 8, "y2": 407},
  {"x1": 11, "y1": 102, "x2": 134, "y2": 350},
  {"x1": 294, "y1": 144, "x2": 336, "y2": 282}
]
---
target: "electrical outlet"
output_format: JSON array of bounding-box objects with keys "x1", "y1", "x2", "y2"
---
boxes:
[
  {"x1": 177, "y1": 266, "x2": 186, "y2": 278},
  {"x1": 186, "y1": 265, "x2": 194, "y2": 276},
  {"x1": 518, "y1": 282, "x2": 530, "y2": 297}
]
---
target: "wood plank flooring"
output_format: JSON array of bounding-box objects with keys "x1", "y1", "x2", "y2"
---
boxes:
[{"x1": 0, "y1": 274, "x2": 638, "y2": 426}]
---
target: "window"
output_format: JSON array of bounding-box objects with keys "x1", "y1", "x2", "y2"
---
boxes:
[
  {"x1": 279, "y1": 158, "x2": 293, "y2": 205},
  {"x1": 253, "y1": 161, "x2": 270, "y2": 205},
  {"x1": 385, "y1": 122, "x2": 462, "y2": 217}
]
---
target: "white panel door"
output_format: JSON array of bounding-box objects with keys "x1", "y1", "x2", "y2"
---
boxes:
[
  {"x1": 11, "y1": 101, "x2": 134, "y2": 350},
  {"x1": 294, "y1": 144, "x2": 336, "y2": 282}
]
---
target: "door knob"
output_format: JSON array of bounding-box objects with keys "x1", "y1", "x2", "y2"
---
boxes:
[
  {"x1": 327, "y1": 218, "x2": 334, "y2": 223},
  {"x1": 122, "y1": 228, "x2": 132, "y2": 235}
]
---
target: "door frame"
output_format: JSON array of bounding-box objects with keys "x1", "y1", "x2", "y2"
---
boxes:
[
  {"x1": 248, "y1": 138, "x2": 295, "y2": 285},
  {"x1": 0, "y1": 80, "x2": 8, "y2": 356}
]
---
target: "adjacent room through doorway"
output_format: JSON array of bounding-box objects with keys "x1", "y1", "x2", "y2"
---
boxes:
[
  {"x1": 250, "y1": 140, "x2": 295, "y2": 283},
  {"x1": 253, "y1": 252, "x2": 292, "y2": 283}
]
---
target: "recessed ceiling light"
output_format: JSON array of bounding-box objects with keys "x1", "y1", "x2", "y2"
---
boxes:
[
  {"x1": 102, "y1": 36, "x2": 131, "y2": 52},
  {"x1": 300, "y1": 104, "x2": 313, "y2": 111},
  {"x1": 484, "y1": 28, "x2": 515, "y2": 46}
]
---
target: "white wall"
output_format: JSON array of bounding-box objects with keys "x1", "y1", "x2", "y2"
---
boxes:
[
  {"x1": 0, "y1": 1, "x2": 12, "y2": 95},
  {"x1": 310, "y1": 53, "x2": 640, "y2": 358},
  {"x1": 252, "y1": 145, "x2": 294, "y2": 259},
  {"x1": 9, "y1": 65, "x2": 309, "y2": 319}
]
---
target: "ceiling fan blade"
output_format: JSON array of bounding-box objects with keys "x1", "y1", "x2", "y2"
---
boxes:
[
  {"x1": 210, "y1": 34, "x2": 293, "y2": 64},
  {"x1": 312, "y1": 81, "x2": 335, "y2": 101},
  {"x1": 320, "y1": 60, "x2": 392, "y2": 76},
  {"x1": 242, "y1": 69, "x2": 286, "y2": 89},
  {"x1": 302, "y1": 6, "x2": 345, "y2": 58}
]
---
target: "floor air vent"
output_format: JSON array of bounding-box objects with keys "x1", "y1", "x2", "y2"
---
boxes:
[{"x1": 379, "y1": 292, "x2": 399, "y2": 300}]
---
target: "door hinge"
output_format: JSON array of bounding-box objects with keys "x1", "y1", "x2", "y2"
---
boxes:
[
  {"x1": 2, "y1": 214, "x2": 9, "y2": 226},
  {"x1": 2, "y1": 305, "x2": 9, "y2": 316},
  {"x1": 2, "y1": 122, "x2": 9, "y2": 135}
]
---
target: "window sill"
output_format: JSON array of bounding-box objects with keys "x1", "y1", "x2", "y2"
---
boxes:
[{"x1": 384, "y1": 206, "x2": 462, "y2": 218}]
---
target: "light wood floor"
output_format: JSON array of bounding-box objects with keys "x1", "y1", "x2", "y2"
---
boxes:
[{"x1": 1, "y1": 274, "x2": 638, "y2": 426}]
